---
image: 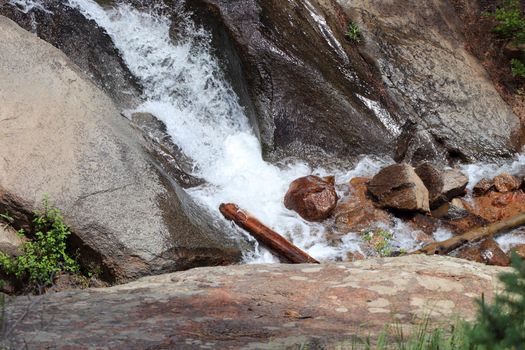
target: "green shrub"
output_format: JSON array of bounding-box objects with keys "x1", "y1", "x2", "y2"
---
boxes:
[
  {"x1": 0, "y1": 198, "x2": 79, "y2": 294},
  {"x1": 488, "y1": 0, "x2": 525, "y2": 79},
  {"x1": 362, "y1": 229, "x2": 394, "y2": 257},
  {"x1": 345, "y1": 21, "x2": 363, "y2": 44},
  {"x1": 467, "y1": 252, "x2": 525, "y2": 349}
]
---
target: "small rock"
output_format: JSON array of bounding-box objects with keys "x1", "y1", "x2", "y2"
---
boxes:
[
  {"x1": 415, "y1": 163, "x2": 467, "y2": 209},
  {"x1": 473, "y1": 178, "x2": 494, "y2": 196},
  {"x1": 368, "y1": 163, "x2": 430, "y2": 212},
  {"x1": 493, "y1": 173, "x2": 521, "y2": 193},
  {"x1": 284, "y1": 176, "x2": 338, "y2": 221},
  {"x1": 346, "y1": 251, "x2": 366, "y2": 261},
  {"x1": 462, "y1": 191, "x2": 525, "y2": 223},
  {"x1": 455, "y1": 239, "x2": 510, "y2": 266},
  {"x1": 0, "y1": 225, "x2": 23, "y2": 257}
]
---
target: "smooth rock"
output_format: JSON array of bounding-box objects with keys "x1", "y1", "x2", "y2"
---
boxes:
[
  {"x1": 493, "y1": 173, "x2": 522, "y2": 193},
  {"x1": 0, "y1": 16, "x2": 244, "y2": 281},
  {"x1": 2, "y1": 255, "x2": 507, "y2": 349},
  {"x1": 473, "y1": 178, "x2": 494, "y2": 196},
  {"x1": 284, "y1": 176, "x2": 338, "y2": 221},
  {"x1": 368, "y1": 164, "x2": 430, "y2": 212},
  {"x1": 0, "y1": 225, "x2": 23, "y2": 257},
  {"x1": 0, "y1": 0, "x2": 141, "y2": 108}
]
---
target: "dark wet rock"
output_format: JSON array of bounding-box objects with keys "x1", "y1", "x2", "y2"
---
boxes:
[
  {"x1": 130, "y1": 113, "x2": 204, "y2": 189},
  {"x1": 284, "y1": 176, "x2": 338, "y2": 221},
  {"x1": 493, "y1": 173, "x2": 522, "y2": 193},
  {"x1": 0, "y1": 17, "x2": 244, "y2": 281},
  {"x1": 186, "y1": 0, "x2": 399, "y2": 164},
  {"x1": 473, "y1": 178, "x2": 494, "y2": 196},
  {"x1": 1, "y1": 255, "x2": 507, "y2": 348},
  {"x1": 0, "y1": 0, "x2": 141, "y2": 108},
  {"x1": 455, "y1": 239, "x2": 511, "y2": 267},
  {"x1": 415, "y1": 164, "x2": 468, "y2": 209},
  {"x1": 338, "y1": 0, "x2": 521, "y2": 162},
  {"x1": 395, "y1": 120, "x2": 447, "y2": 165},
  {"x1": 368, "y1": 164, "x2": 430, "y2": 212},
  {"x1": 334, "y1": 177, "x2": 393, "y2": 233}
]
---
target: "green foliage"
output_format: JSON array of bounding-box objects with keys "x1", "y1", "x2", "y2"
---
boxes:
[
  {"x1": 511, "y1": 58, "x2": 525, "y2": 77},
  {"x1": 0, "y1": 198, "x2": 79, "y2": 293},
  {"x1": 488, "y1": 0, "x2": 525, "y2": 79},
  {"x1": 467, "y1": 252, "x2": 525, "y2": 349},
  {"x1": 345, "y1": 21, "x2": 362, "y2": 44},
  {"x1": 362, "y1": 229, "x2": 395, "y2": 257},
  {"x1": 491, "y1": 0, "x2": 525, "y2": 44}
]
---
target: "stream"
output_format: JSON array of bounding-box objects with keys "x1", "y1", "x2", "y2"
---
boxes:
[{"x1": 10, "y1": 0, "x2": 525, "y2": 262}]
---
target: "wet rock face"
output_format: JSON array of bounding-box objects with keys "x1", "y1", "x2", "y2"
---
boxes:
[
  {"x1": 2, "y1": 255, "x2": 507, "y2": 349},
  {"x1": 284, "y1": 176, "x2": 338, "y2": 221},
  {"x1": 0, "y1": 17, "x2": 244, "y2": 281},
  {"x1": 186, "y1": 0, "x2": 399, "y2": 163},
  {"x1": 368, "y1": 164, "x2": 430, "y2": 212},
  {"x1": 0, "y1": 0, "x2": 141, "y2": 108},
  {"x1": 337, "y1": 0, "x2": 521, "y2": 162}
]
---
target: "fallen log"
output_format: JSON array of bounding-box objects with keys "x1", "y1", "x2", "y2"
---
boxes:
[
  {"x1": 414, "y1": 212, "x2": 525, "y2": 255},
  {"x1": 219, "y1": 203, "x2": 320, "y2": 264}
]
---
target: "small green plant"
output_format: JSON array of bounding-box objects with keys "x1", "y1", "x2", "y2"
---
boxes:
[
  {"x1": 0, "y1": 198, "x2": 79, "y2": 294},
  {"x1": 345, "y1": 21, "x2": 363, "y2": 44},
  {"x1": 362, "y1": 229, "x2": 395, "y2": 257},
  {"x1": 487, "y1": 0, "x2": 525, "y2": 78}
]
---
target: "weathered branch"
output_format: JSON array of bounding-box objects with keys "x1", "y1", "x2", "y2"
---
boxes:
[
  {"x1": 219, "y1": 203, "x2": 319, "y2": 264},
  {"x1": 413, "y1": 212, "x2": 525, "y2": 255}
]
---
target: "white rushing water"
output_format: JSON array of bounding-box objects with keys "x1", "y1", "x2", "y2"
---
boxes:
[{"x1": 10, "y1": 0, "x2": 525, "y2": 261}]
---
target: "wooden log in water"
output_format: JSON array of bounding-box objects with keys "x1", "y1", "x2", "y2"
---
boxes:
[
  {"x1": 219, "y1": 203, "x2": 320, "y2": 264},
  {"x1": 413, "y1": 212, "x2": 525, "y2": 255}
]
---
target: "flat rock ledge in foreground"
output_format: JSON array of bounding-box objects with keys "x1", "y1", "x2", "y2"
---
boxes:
[{"x1": 3, "y1": 255, "x2": 506, "y2": 349}]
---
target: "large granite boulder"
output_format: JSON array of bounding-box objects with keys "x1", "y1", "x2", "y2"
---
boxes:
[
  {"x1": 368, "y1": 163, "x2": 430, "y2": 212},
  {"x1": 0, "y1": 0, "x2": 141, "y2": 108},
  {"x1": 337, "y1": 0, "x2": 522, "y2": 162},
  {"x1": 2, "y1": 255, "x2": 507, "y2": 348},
  {"x1": 0, "y1": 16, "x2": 244, "y2": 281}
]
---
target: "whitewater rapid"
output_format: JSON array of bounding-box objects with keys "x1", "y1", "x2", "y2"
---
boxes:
[{"x1": 9, "y1": 0, "x2": 525, "y2": 261}]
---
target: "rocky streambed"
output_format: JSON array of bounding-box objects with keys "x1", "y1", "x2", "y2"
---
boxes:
[{"x1": 0, "y1": 0, "x2": 524, "y2": 347}]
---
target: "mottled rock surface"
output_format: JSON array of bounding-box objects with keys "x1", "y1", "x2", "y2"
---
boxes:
[
  {"x1": 454, "y1": 238, "x2": 511, "y2": 266},
  {"x1": 337, "y1": 0, "x2": 521, "y2": 162},
  {"x1": 493, "y1": 173, "x2": 522, "y2": 193},
  {"x1": 368, "y1": 164, "x2": 430, "y2": 212},
  {"x1": 284, "y1": 176, "x2": 338, "y2": 221},
  {"x1": 0, "y1": 16, "x2": 244, "y2": 281},
  {"x1": 3, "y1": 255, "x2": 507, "y2": 349}
]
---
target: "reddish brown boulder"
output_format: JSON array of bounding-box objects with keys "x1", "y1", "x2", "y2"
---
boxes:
[
  {"x1": 368, "y1": 163, "x2": 430, "y2": 212},
  {"x1": 461, "y1": 190, "x2": 525, "y2": 223},
  {"x1": 473, "y1": 178, "x2": 494, "y2": 196},
  {"x1": 284, "y1": 175, "x2": 338, "y2": 221},
  {"x1": 333, "y1": 177, "x2": 392, "y2": 233},
  {"x1": 455, "y1": 239, "x2": 510, "y2": 266},
  {"x1": 493, "y1": 173, "x2": 521, "y2": 193}
]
